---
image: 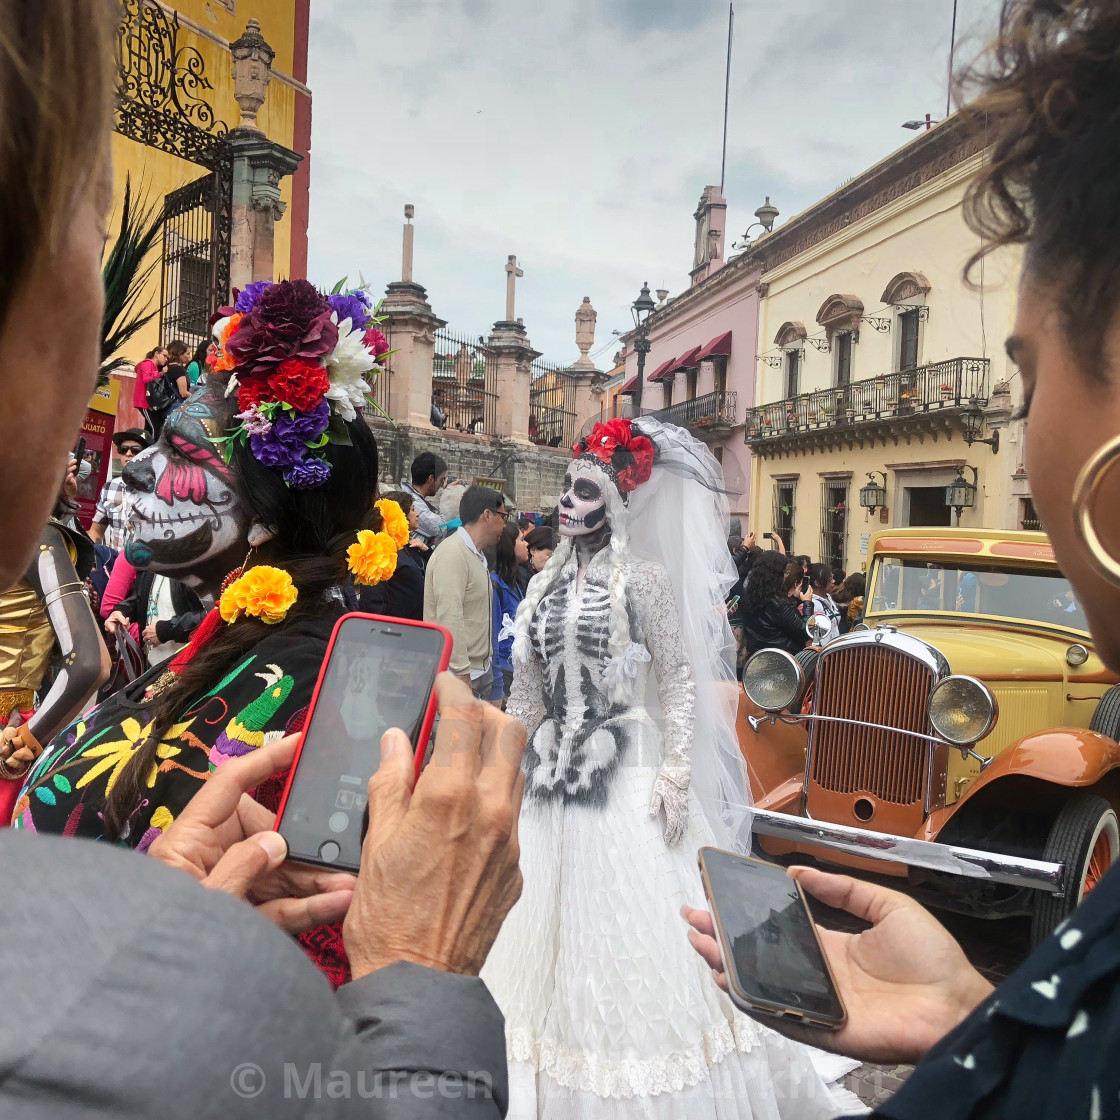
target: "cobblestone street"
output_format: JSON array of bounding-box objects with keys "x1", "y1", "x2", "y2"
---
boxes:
[{"x1": 805, "y1": 893, "x2": 1032, "y2": 1111}]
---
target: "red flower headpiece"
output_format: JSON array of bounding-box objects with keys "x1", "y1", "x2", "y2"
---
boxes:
[{"x1": 572, "y1": 418, "x2": 656, "y2": 495}]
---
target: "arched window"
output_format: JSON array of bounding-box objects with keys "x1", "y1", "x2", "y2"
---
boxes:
[
  {"x1": 880, "y1": 271, "x2": 931, "y2": 306},
  {"x1": 774, "y1": 321, "x2": 807, "y2": 349},
  {"x1": 815, "y1": 294, "x2": 864, "y2": 339}
]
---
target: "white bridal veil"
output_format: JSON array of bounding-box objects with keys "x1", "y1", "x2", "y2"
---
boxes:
[{"x1": 626, "y1": 417, "x2": 753, "y2": 851}]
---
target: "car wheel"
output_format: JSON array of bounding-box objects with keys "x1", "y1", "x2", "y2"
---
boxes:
[
  {"x1": 1089, "y1": 685, "x2": 1120, "y2": 741},
  {"x1": 1031, "y1": 793, "x2": 1119, "y2": 948}
]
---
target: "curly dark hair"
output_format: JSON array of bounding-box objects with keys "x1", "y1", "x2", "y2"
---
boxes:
[
  {"x1": 960, "y1": 0, "x2": 1120, "y2": 373},
  {"x1": 743, "y1": 549, "x2": 791, "y2": 613}
]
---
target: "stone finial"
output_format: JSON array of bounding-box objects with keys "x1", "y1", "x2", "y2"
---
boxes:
[
  {"x1": 572, "y1": 296, "x2": 597, "y2": 371},
  {"x1": 231, "y1": 19, "x2": 276, "y2": 133}
]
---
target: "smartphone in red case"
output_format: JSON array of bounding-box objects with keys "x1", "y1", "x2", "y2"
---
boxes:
[{"x1": 274, "y1": 612, "x2": 452, "y2": 872}]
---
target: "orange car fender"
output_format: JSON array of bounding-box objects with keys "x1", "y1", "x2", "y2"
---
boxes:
[
  {"x1": 922, "y1": 727, "x2": 1120, "y2": 839},
  {"x1": 736, "y1": 689, "x2": 808, "y2": 804}
]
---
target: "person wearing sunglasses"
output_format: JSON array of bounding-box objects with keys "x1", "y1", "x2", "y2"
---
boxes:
[{"x1": 89, "y1": 427, "x2": 150, "y2": 550}]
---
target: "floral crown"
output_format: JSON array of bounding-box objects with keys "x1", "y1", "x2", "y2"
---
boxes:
[
  {"x1": 571, "y1": 418, "x2": 655, "y2": 496},
  {"x1": 210, "y1": 278, "x2": 390, "y2": 491}
]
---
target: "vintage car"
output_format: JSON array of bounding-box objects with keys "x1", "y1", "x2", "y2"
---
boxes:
[{"x1": 740, "y1": 527, "x2": 1120, "y2": 946}]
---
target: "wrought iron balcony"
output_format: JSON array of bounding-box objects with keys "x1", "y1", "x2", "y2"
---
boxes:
[
  {"x1": 654, "y1": 390, "x2": 738, "y2": 432},
  {"x1": 745, "y1": 357, "x2": 990, "y2": 453}
]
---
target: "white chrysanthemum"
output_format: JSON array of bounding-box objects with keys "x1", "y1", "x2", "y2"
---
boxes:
[{"x1": 324, "y1": 313, "x2": 375, "y2": 422}]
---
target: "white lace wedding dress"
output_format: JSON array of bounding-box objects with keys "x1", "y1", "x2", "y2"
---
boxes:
[{"x1": 482, "y1": 549, "x2": 860, "y2": 1119}]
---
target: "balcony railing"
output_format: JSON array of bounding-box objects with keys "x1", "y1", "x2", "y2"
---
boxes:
[
  {"x1": 745, "y1": 357, "x2": 990, "y2": 443},
  {"x1": 655, "y1": 390, "x2": 738, "y2": 431}
]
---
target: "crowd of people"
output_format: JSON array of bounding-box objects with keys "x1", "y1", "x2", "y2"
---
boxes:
[{"x1": 7, "y1": 0, "x2": 1120, "y2": 1117}]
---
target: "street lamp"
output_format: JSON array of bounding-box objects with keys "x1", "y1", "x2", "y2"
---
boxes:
[
  {"x1": 732, "y1": 197, "x2": 780, "y2": 251},
  {"x1": 631, "y1": 281, "x2": 656, "y2": 412},
  {"x1": 859, "y1": 471, "x2": 888, "y2": 516},
  {"x1": 960, "y1": 408, "x2": 1000, "y2": 453},
  {"x1": 945, "y1": 465, "x2": 978, "y2": 521},
  {"x1": 902, "y1": 114, "x2": 941, "y2": 130}
]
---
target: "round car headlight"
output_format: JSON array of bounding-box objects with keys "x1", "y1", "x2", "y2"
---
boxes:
[
  {"x1": 929, "y1": 675, "x2": 998, "y2": 746},
  {"x1": 743, "y1": 649, "x2": 805, "y2": 713}
]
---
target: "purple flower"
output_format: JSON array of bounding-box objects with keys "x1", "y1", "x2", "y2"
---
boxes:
[
  {"x1": 249, "y1": 429, "x2": 304, "y2": 469},
  {"x1": 227, "y1": 279, "x2": 339, "y2": 380},
  {"x1": 328, "y1": 293, "x2": 373, "y2": 331},
  {"x1": 273, "y1": 399, "x2": 331, "y2": 442},
  {"x1": 234, "y1": 280, "x2": 272, "y2": 314},
  {"x1": 284, "y1": 456, "x2": 333, "y2": 489}
]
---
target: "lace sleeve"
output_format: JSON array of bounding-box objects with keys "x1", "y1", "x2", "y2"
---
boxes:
[
  {"x1": 507, "y1": 644, "x2": 546, "y2": 742},
  {"x1": 631, "y1": 561, "x2": 695, "y2": 788}
]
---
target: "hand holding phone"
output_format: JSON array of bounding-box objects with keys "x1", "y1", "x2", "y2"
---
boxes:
[
  {"x1": 72, "y1": 436, "x2": 87, "y2": 469},
  {"x1": 275, "y1": 614, "x2": 452, "y2": 872},
  {"x1": 688, "y1": 859, "x2": 996, "y2": 1064}
]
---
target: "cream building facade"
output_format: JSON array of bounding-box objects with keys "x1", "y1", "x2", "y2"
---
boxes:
[{"x1": 745, "y1": 118, "x2": 1030, "y2": 573}]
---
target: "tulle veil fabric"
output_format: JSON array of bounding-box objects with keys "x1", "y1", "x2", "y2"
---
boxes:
[{"x1": 626, "y1": 417, "x2": 753, "y2": 851}]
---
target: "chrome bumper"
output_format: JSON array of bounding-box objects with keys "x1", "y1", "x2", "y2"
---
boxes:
[{"x1": 748, "y1": 807, "x2": 1065, "y2": 895}]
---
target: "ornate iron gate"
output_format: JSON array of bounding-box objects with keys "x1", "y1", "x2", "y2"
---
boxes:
[
  {"x1": 114, "y1": 0, "x2": 233, "y2": 342},
  {"x1": 160, "y1": 175, "x2": 223, "y2": 351}
]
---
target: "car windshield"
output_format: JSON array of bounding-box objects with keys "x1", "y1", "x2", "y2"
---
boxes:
[{"x1": 868, "y1": 557, "x2": 1089, "y2": 632}]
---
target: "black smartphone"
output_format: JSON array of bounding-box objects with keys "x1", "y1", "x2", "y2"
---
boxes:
[
  {"x1": 698, "y1": 847, "x2": 846, "y2": 1029},
  {"x1": 763, "y1": 532, "x2": 774, "y2": 540},
  {"x1": 275, "y1": 613, "x2": 451, "y2": 872},
  {"x1": 72, "y1": 437, "x2": 87, "y2": 469},
  {"x1": 801, "y1": 575, "x2": 811, "y2": 593}
]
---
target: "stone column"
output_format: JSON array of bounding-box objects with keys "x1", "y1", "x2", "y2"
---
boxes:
[
  {"x1": 380, "y1": 281, "x2": 446, "y2": 428},
  {"x1": 227, "y1": 20, "x2": 301, "y2": 289},
  {"x1": 488, "y1": 320, "x2": 540, "y2": 443}
]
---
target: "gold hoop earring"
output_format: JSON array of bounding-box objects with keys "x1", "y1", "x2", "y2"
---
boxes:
[{"x1": 1072, "y1": 432, "x2": 1120, "y2": 588}]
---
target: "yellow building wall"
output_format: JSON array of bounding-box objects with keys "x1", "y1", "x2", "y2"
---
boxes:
[
  {"x1": 109, "y1": 0, "x2": 299, "y2": 365},
  {"x1": 751, "y1": 152, "x2": 1026, "y2": 570}
]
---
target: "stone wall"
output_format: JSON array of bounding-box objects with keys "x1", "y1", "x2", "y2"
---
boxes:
[{"x1": 369, "y1": 418, "x2": 569, "y2": 513}]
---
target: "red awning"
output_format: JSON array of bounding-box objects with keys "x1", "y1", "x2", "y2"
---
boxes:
[
  {"x1": 696, "y1": 331, "x2": 732, "y2": 361},
  {"x1": 647, "y1": 357, "x2": 678, "y2": 383},
  {"x1": 620, "y1": 374, "x2": 638, "y2": 393},
  {"x1": 670, "y1": 346, "x2": 703, "y2": 373}
]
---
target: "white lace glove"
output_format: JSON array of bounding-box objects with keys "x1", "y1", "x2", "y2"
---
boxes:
[{"x1": 649, "y1": 766, "x2": 689, "y2": 846}]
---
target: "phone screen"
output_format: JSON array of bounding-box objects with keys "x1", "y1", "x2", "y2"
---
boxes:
[
  {"x1": 279, "y1": 617, "x2": 445, "y2": 870},
  {"x1": 702, "y1": 848, "x2": 844, "y2": 1023}
]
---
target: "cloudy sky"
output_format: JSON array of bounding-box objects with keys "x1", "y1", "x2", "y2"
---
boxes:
[{"x1": 306, "y1": 0, "x2": 1002, "y2": 366}]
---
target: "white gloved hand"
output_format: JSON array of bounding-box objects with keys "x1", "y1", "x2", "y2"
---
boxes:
[{"x1": 649, "y1": 770, "x2": 689, "y2": 846}]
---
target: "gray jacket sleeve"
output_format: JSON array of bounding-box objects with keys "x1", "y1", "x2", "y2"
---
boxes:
[{"x1": 0, "y1": 832, "x2": 508, "y2": 1119}]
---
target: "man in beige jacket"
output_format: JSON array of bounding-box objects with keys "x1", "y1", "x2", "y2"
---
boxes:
[{"x1": 424, "y1": 485, "x2": 508, "y2": 701}]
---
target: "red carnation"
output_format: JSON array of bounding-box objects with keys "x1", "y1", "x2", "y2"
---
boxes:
[
  {"x1": 363, "y1": 327, "x2": 389, "y2": 359},
  {"x1": 237, "y1": 377, "x2": 276, "y2": 411},
  {"x1": 268, "y1": 358, "x2": 331, "y2": 412}
]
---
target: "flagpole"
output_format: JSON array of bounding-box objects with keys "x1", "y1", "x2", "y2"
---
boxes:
[{"x1": 720, "y1": 3, "x2": 734, "y2": 192}]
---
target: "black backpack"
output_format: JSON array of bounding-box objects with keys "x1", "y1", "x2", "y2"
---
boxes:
[{"x1": 145, "y1": 368, "x2": 179, "y2": 412}]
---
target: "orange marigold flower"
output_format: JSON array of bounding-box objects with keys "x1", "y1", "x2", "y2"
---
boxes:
[
  {"x1": 375, "y1": 499, "x2": 409, "y2": 550},
  {"x1": 219, "y1": 564, "x2": 298, "y2": 625},
  {"x1": 212, "y1": 312, "x2": 244, "y2": 373},
  {"x1": 347, "y1": 530, "x2": 398, "y2": 587}
]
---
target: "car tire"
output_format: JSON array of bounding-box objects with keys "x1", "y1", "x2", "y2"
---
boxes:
[
  {"x1": 1089, "y1": 685, "x2": 1120, "y2": 741},
  {"x1": 794, "y1": 647, "x2": 820, "y2": 685},
  {"x1": 1031, "y1": 793, "x2": 1119, "y2": 948}
]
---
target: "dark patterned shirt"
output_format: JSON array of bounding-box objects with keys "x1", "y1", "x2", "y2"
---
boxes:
[{"x1": 870, "y1": 861, "x2": 1120, "y2": 1119}]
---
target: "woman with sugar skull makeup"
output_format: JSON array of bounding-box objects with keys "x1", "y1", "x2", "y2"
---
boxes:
[{"x1": 481, "y1": 417, "x2": 858, "y2": 1118}]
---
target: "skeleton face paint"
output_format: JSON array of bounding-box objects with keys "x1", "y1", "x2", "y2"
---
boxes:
[
  {"x1": 123, "y1": 384, "x2": 251, "y2": 583},
  {"x1": 558, "y1": 460, "x2": 608, "y2": 538}
]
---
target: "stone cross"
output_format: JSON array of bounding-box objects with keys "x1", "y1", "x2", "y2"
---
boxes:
[
  {"x1": 402, "y1": 203, "x2": 415, "y2": 284},
  {"x1": 572, "y1": 296, "x2": 597, "y2": 370},
  {"x1": 505, "y1": 255, "x2": 523, "y2": 322}
]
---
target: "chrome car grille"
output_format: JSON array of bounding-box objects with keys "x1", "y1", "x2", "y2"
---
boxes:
[{"x1": 809, "y1": 644, "x2": 935, "y2": 804}]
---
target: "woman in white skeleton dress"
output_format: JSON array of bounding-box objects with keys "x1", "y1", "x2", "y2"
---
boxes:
[{"x1": 481, "y1": 418, "x2": 858, "y2": 1119}]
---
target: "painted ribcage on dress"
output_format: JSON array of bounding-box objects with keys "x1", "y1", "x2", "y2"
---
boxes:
[{"x1": 525, "y1": 570, "x2": 631, "y2": 806}]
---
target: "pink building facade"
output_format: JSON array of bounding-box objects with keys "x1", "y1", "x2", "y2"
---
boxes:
[{"x1": 620, "y1": 186, "x2": 762, "y2": 526}]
